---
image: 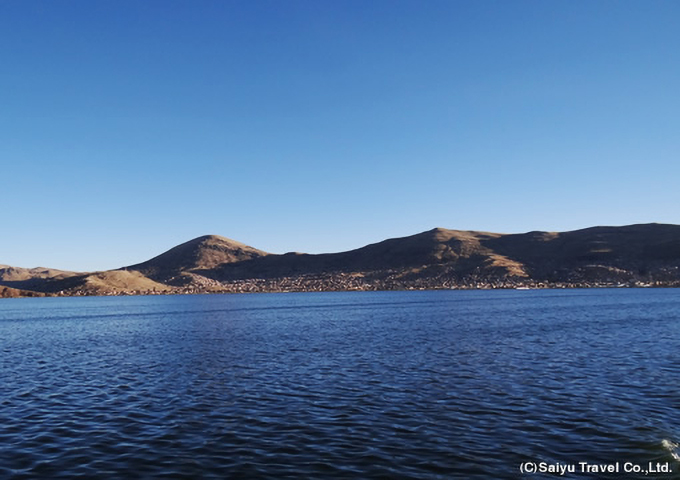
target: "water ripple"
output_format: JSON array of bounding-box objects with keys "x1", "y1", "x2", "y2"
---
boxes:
[{"x1": 2, "y1": 289, "x2": 680, "y2": 478}]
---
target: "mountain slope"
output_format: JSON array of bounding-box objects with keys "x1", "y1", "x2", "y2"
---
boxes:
[
  {"x1": 0, "y1": 285, "x2": 48, "y2": 298},
  {"x1": 202, "y1": 228, "x2": 528, "y2": 281},
  {"x1": 0, "y1": 265, "x2": 80, "y2": 291},
  {"x1": 31, "y1": 270, "x2": 173, "y2": 296},
  {"x1": 484, "y1": 223, "x2": 680, "y2": 281},
  {"x1": 125, "y1": 235, "x2": 268, "y2": 284}
]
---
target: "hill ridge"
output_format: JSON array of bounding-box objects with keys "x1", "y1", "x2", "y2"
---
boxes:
[{"x1": 2, "y1": 223, "x2": 680, "y2": 296}]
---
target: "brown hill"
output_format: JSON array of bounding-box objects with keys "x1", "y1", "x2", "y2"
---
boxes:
[
  {"x1": 125, "y1": 235, "x2": 268, "y2": 284},
  {"x1": 0, "y1": 235, "x2": 267, "y2": 295},
  {"x1": 25, "y1": 270, "x2": 173, "y2": 296},
  {"x1": 0, "y1": 265, "x2": 80, "y2": 291},
  {"x1": 484, "y1": 223, "x2": 680, "y2": 282}
]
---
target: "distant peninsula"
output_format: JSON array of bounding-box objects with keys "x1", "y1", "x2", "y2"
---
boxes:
[{"x1": 2, "y1": 223, "x2": 680, "y2": 297}]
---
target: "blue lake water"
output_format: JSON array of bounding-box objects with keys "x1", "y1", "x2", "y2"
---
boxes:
[{"x1": 1, "y1": 289, "x2": 680, "y2": 479}]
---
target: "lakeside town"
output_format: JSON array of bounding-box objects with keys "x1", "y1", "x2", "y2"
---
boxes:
[{"x1": 52, "y1": 272, "x2": 680, "y2": 297}]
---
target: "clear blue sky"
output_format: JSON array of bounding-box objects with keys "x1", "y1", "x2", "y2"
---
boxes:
[{"x1": 2, "y1": 0, "x2": 679, "y2": 271}]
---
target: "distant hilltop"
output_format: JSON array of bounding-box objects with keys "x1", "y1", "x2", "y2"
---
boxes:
[{"x1": 2, "y1": 223, "x2": 680, "y2": 297}]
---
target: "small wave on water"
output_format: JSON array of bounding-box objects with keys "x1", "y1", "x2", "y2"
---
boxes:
[{"x1": 662, "y1": 439, "x2": 680, "y2": 463}]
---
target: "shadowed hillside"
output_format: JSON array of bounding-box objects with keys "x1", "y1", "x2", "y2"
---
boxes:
[
  {"x1": 0, "y1": 285, "x2": 47, "y2": 298},
  {"x1": 11, "y1": 270, "x2": 173, "y2": 296},
  {"x1": 200, "y1": 228, "x2": 528, "y2": 281},
  {"x1": 483, "y1": 223, "x2": 680, "y2": 282}
]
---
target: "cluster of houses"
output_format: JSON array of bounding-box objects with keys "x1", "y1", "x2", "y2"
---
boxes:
[{"x1": 54, "y1": 272, "x2": 678, "y2": 297}]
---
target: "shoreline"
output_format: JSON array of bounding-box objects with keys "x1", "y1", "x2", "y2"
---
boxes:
[{"x1": 4, "y1": 280, "x2": 678, "y2": 299}]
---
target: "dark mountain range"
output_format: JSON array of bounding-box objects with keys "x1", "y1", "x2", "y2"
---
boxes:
[
  {"x1": 484, "y1": 223, "x2": 680, "y2": 282},
  {"x1": 1, "y1": 223, "x2": 679, "y2": 296},
  {"x1": 199, "y1": 227, "x2": 526, "y2": 280},
  {"x1": 198, "y1": 223, "x2": 680, "y2": 288}
]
